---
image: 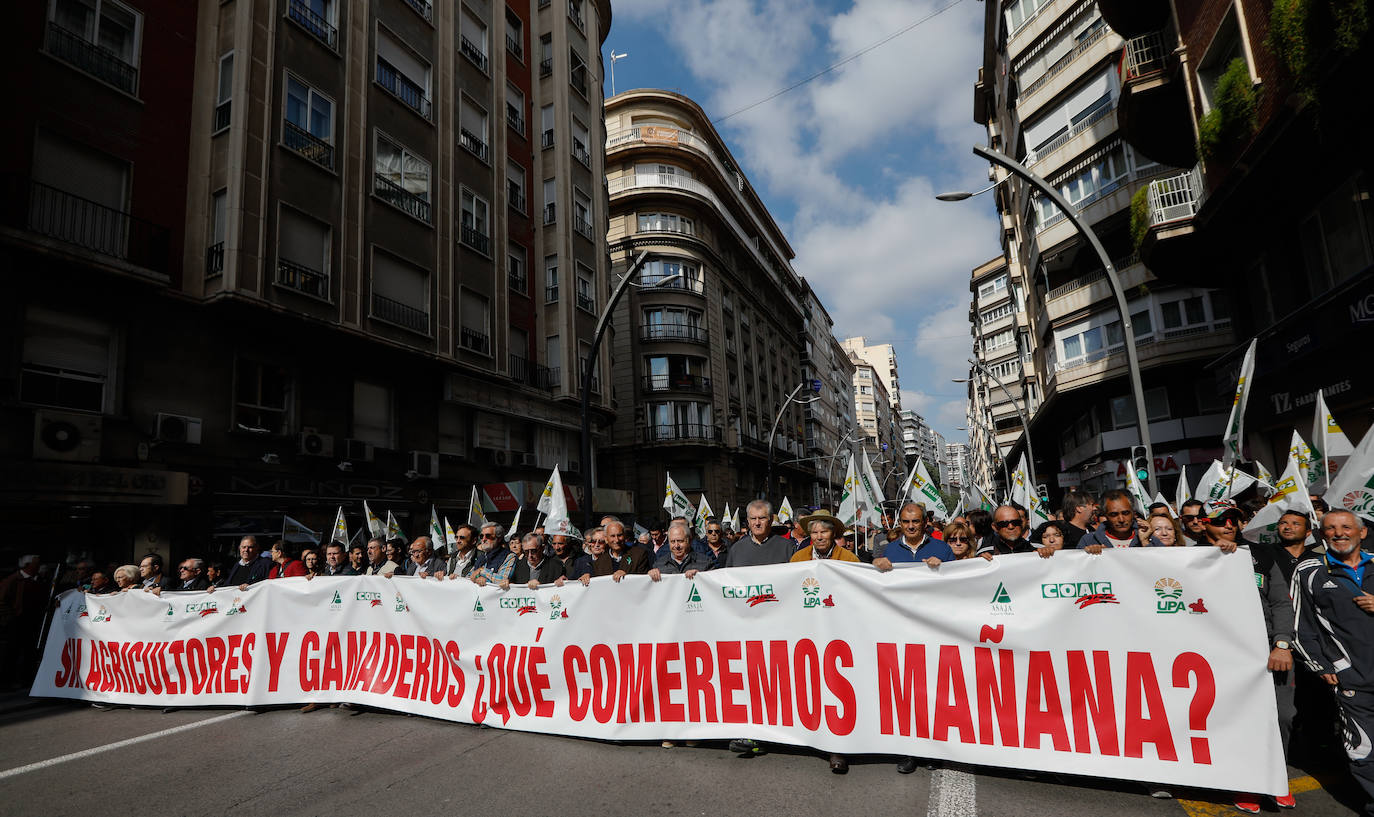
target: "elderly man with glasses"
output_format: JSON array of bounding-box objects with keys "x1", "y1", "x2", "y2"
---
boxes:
[
  {"x1": 401, "y1": 536, "x2": 445, "y2": 577},
  {"x1": 976, "y1": 505, "x2": 1038, "y2": 557},
  {"x1": 504, "y1": 533, "x2": 566, "y2": 589},
  {"x1": 471, "y1": 524, "x2": 516, "y2": 586},
  {"x1": 174, "y1": 559, "x2": 210, "y2": 591}
]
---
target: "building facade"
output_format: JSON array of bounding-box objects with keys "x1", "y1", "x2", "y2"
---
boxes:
[
  {"x1": 2, "y1": 0, "x2": 615, "y2": 568},
  {"x1": 945, "y1": 442, "x2": 968, "y2": 492},
  {"x1": 602, "y1": 89, "x2": 824, "y2": 519},
  {"x1": 849, "y1": 352, "x2": 901, "y2": 485},
  {"x1": 970, "y1": 0, "x2": 1241, "y2": 501},
  {"x1": 841, "y1": 337, "x2": 902, "y2": 415},
  {"x1": 801, "y1": 283, "x2": 860, "y2": 509}
]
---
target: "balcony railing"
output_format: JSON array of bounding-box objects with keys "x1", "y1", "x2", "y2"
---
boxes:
[
  {"x1": 459, "y1": 128, "x2": 490, "y2": 162},
  {"x1": 510, "y1": 354, "x2": 554, "y2": 387},
  {"x1": 374, "y1": 173, "x2": 431, "y2": 223},
  {"x1": 375, "y1": 58, "x2": 432, "y2": 120},
  {"x1": 539, "y1": 58, "x2": 553, "y2": 77},
  {"x1": 460, "y1": 223, "x2": 491, "y2": 255},
  {"x1": 508, "y1": 269, "x2": 527, "y2": 292},
  {"x1": 1046, "y1": 252, "x2": 1140, "y2": 300},
  {"x1": 506, "y1": 104, "x2": 525, "y2": 134},
  {"x1": 543, "y1": 203, "x2": 556, "y2": 224},
  {"x1": 642, "y1": 424, "x2": 722, "y2": 444},
  {"x1": 276, "y1": 258, "x2": 329, "y2": 299},
  {"x1": 371, "y1": 293, "x2": 429, "y2": 334},
  {"x1": 460, "y1": 36, "x2": 489, "y2": 73},
  {"x1": 541, "y1": 129, "x2": 555, "y2": 149},
  {"x1": 45, "y1": 23, "x2": 138, "y2": 94},
  {"x1": 1026, "y1": 104, "x2": 1115, "y2": 167},
  {"x1": 283, "y1": 120, "x2": 334, "y2": 169},
  {"x1": 508, "y1": 183, "x2": 527, "y2": 213},
  {"x1": 403, "y1": 0, "x2": 433, "y2": 22},
  {"x1": 640, "y1": 324, "x2": 708, "y2": 343},
  {"x1": 642, "y1": 374, "x2": 711, "y2": 394},
  {"x1": 1147, "y1": 166, "x2": 1204, "y2": 227},
  {"x1": 1020, "y1": 22, "x2": 1110, "y2": 101},
  {"x1": 506, "y1": 33, "x2": 523, "y2": 60},
  {"x1": 286, "y1": 0, "x2": 338, "y2": 49},
  {"x1": 213, "y1": 101, "x2": 231, "y2": 132},
  {"x1": 569, "y1": 1, "x2": 585, "y2": 31},
  {"x1": 570, "y1": 69, "x2": 587, "y2": 97},
  {"x1": 640, "y1": 272, "x2": 705, "y2": 296},
  {"x1": 576, "y1": 292, "x2": 595, "y2": 312},
  {"x1": 206, "y1": 242, "x2": 224, "y2": 277},
  {"x1": 1124, "y1": 30, "x2": 1168, "y2": 80},
  {"x1": 573, "y1": 217, "x2": 594, "y2": 241},
  {"x1": 545, "y1": 284, "x2": 559, "y2": 303},
  {"x1": 459, "y1": 327, "x2": 491, "y2": 354},
  {"x1": 572, "y1": 141, "x2": 590, "y2": 167},
  {"x1": 5, "y1": 176, "x2": 169, "y2": 272}
]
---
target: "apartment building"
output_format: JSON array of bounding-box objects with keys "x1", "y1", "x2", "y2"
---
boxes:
[
  {"x1": 970, "y1": 0, "x2": 1241, "y2": 499},
  {"x1": 1, "y1": 0, "x2": 615, "y2": 566},
  {"x1": 841, "y1": 337, "x2": 902, "y2": 415},
  {"x1": 801, "y1": 283, "x2": 860, "y2": 508},
  {"x1": 1112, "y1": 0, "x2": 1374, "y2": 456},
  {"x1": 849, "y1": 352, "x2": 901, "y2": 482},
  {"x1": 966, "y1": 255, "x2": 1023, "y2": 496},
  {"x1": 602, "y1": 89, "x2": 827, "y2": 518},
  {"x1": 945, "y1": 442, "x2": 968, "y2": 492}
]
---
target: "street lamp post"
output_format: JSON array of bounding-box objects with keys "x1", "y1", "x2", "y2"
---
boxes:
[
  {"x1": 958, "y1": 414, "x2": 1011, "y2": 493},
  {"x1": 957, "y1": 358, "x2": 1036, "y2": 489},
  {"x1": 825, "y1": 427, "x2": 862, "y2": 506},
  {"x1": 763, "y1": 381, "x2": 821, "y2": 501},
  {"x1": 579, "y1": 249, "x2": 678, "y2": 532},
  {"x1": 939, "y1": 145, "x2": 1157, "y2": 495}
]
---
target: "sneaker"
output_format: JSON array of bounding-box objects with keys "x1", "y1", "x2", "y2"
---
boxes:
[
  {"x1": 661, "y1": 741, "x2": 675, "y2": 748},
  {"x1": 1234, "y1": 796, "x2": 1261, "y2": 814},
  {"x1": 728, "y1": 738, "x2": 765, "y2": 755},
  {"x1": 1149, "y1": 789, "x2": 1172, "y2": 799},
  {"x1": 1274, "y1": 792, "x2": 1296, "y2": 809},
  {"x1": 684, "y1": 740, "x2": 699, "y2": 747},
  {"x1": 300, "y1": 703, "x2": 322, "y2": 713},
  {"x1": 897, "y1": 757, "x2": 919, "y2": 774}
]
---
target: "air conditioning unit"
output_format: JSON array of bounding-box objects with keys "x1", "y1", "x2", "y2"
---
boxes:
[
  {"x1": 409, "y1": 450, "x2": 439, "y2": 479},
  {"x1": 343, "y1": 438, "x2": 375, "y2": 462},
  {"x1": 156, "y1": 412, "x2": 203, "y2": 445},
  {"x1": 298, "y1": 429, "x2": 335, "y2": 457},
  {"x1": 34, "y1": 410, "x2": 103, "y2": 462},
  {"x1": 519, "y1": 452, "x2": 538, "y2": 467},
  {"x1": 492, "y1": 449, "x2": 511, "y2": 467}
]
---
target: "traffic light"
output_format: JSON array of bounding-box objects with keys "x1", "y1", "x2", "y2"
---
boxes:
[
  {"x1": 1036, "y1": 483, "x2": 1049, "y2": 501},
  {"x1": 1131, "y1": 446, "x2": 1150, "y2": 483}
]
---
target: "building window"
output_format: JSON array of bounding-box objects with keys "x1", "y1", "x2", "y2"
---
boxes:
[
  {"x1": 983, "y1": 328, "x2": 1015, "y2": 352},
  {"x1": 460, "y1": 8, "x2": 489, "y2": 73},
  {"x1": 546, "y1": 335, "x2": 561, "y2": 377},
  {"x1": 207, "y1": 189, "x2": 227, "y2": 277},
  {"x1": 638, "y1": 212, "x2": 693, "y2": 236},
  {"x1": 507, "y1": 160, "x2": 527, "y2": 213},
  {"x1": 277, "y1": 205, "x2": 330, "y2": 299},
  {"x1": 642, "y1": 307, "x2": 704, "y2": 341},
  {"x1": 977, "y1": 274, "x2": 1008, "y2": 300},
  {"x1": 374, "y1": 132, "x2": 431, "y2": 222},
  {"x1": 572, "y1": 189, "x2": 593, "y2": 241},
  {"x1": 352, "y1": 380, "x2": 392, "y2": 449},
  {"x1": 539, "y1": 33, "x2": 553, "y2": 76},
  {"x1": 544, "y1": 255, "x2": 559, "y2": 302},
  {"x1": 506, "y1": 84, "x2": 525, "y2": 135},
  {"x1": 568, "y1": 48, "x2": 587, "y2": 96},
  {"x1": 540, "y1": 103, "x2": 555, "y2": 149},
  {"x1": 285, "y1": 0, "x2": 337, "y2": 49},
  {"x1": 1159, "y1": 295, "x2": 1207, "y2": 330},
  {"x1": 508, "y1": 242, "x2": 527, "y2": 292},
  {"x1": 641, "y1": 259, "x2": 703, "y2": 293},
  {"x1": 505, "y1": 10, "x2": 524, "y2": 60},
  {"x1": 375, "y1": 28, "x2": 432, "y2": 119},
  {"x1": 371, "y1": 251, "x2": 430, "y2": 334},
  {"x1": 571, "y1": 117, "x2": 590, "y2": 166},
  {"x1": 235, "y1": 358, "x2": 291, "y2": 434},
  {"x1": 214, "y1": 52, "x2": 233, "y2": 132},
  {"x1": 575, "y1": 266, "x2": 595, "y2": 313},
  {"x1": 30, "y1": 130, "x2": 131, "y2": 260},
  {"x1": 645, "y1": 403, "x2": 713, "y2": 442},
  {"x1": 46, "y1": 0, "x2": 142, "y2": 94},
  {"x1": 459, "y1": 289, "x2": 491, "y2": 354},
  {"x1": 284, "y1": 74, "x2": 334, "y2": 169},
  {"x1": 460, "y1": 189, "x2": 490, "y2": 255},
  {"x1": 542, "y1": 177, "x2": 557, "y2": 223},
  {"x1": 21, "y1": 306, "x2": 114, "y2": 414},
  {"x1": 1195, "y1": 11, "x2": 1249, "y2": 114},
  {"x1": 459, "y1": 95, "x2": 490, "y2": 162}
]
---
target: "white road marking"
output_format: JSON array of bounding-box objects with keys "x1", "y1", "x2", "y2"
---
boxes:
[
  {"x1": 927, "y1": 767, "x2": 978, "y2": 817},
  {"x1": 0, "y1": 710, "x2": 249, "y2": 780}
]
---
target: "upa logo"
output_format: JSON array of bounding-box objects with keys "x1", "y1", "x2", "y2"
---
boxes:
[
  {"x1": 356, "y1": 591, "x2": 384, "y2": 608},
  {"x1": 225, "y1": 598, "x2": 248, "y2": 616},
  {"x1": 90, "y1": 605, "x2": 113, "y2": 623},
  {"x1": 989, "y1": 583, "x2": 1014, "y2": 616},
  {"x1": 186, "y1": 601, "x2": 219, "y2": 617},
  {"x1": 802, "y1": 577, "x2": 836, "y2": 609},
  {"x1": 723, "y1": 584, "x2": 778, "y2": 606},
  {"x1": 548, "y1": 594, "x2": 569, "y2": 620},
  {"x1": 393, "y1": 592, "x2": 409, "y2": 612},
  {"x1": 1154, "y1": 578, "x2": 1185, "y2": 614},
  {"x1": 684, "y1": 584, "x2": 704, "y2": 612},
  {"x1": 472, "y1": 599, "x2": 486, "y2": 620},
  {"x1": 501, "y1": 597, "x2": 537, "y2": 615},
  {"x1": 1341, "y1": 488, "x2": 1374, "y2": 517}
]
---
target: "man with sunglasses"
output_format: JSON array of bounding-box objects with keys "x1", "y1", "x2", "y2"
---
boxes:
[
  {"x1": 701, "y1": 521, "x2": 730, "y2": 569},
  {"x1": 1179, "y1": 499, "x2": 1207, "y2": 546},
  {"x1": 1077, "y1": 490, "x2": 1164, "y2": 553},
  {"x1": 976, "y1": 505, "x2": 1036, "y2": 557},
  {"x1": 440, "y1": 525, "x2": 479, "y2": 579}
]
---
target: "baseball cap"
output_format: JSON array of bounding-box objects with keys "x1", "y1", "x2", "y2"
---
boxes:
[{"x1": 1202, "y1": 499, "x2": 1240, "y2": 520}]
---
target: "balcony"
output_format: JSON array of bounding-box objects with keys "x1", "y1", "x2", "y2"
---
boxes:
[
  {"x1": 640, "y1": 324, "x2": 708, "y2": 344},
  {"x1": 206, "y1": 242, "x2": 224, "y2": 278},
  {"x1": 283, "y1": 120, "x2": 334, "y2": 170},
  {"x1": 1138, "y1": 166, "x2": 1204, "y2": 277},
  {"x1": 213, "y1": 101, "x2": 231, "y2": 133},
  {"x1": 508, "y1": 183, "x2": 527, "y2": 214},
  {"x1": 1045, "y1": 254, "x2": 1148, "y2": 323},
  {"x1": 275, "y1": 258, "x2": 329, "y2": 299},
  {"x1": 506, "y1": 33, "x2": 523, "y2": 60},
  {"x1": 45, "y1": 23, "x2": 137, "y2": 94},
  {"x1": 1025, "y1": 105, "x2": 1116, "y2": 176},
  {"x1": 573, "y1": 217, "x2": 594, "y2": 241},
  {"x1": 540, "y1": 58, "x2": 552, "y2": 77},
  {"x1": 572, "y1": 140, "x2": 590, "y2": 167},
  {"x1": 576, "y1": 292, "x2": 596, "y2": 313},
  {"x1": 570, "y1": 69, "x2": 587, "y2": 97},
  {"x1": 1147, "y1": 166, "x2": 1204, "y2": 227},
  {"x1": 1050, "y1": 321, "x2": 1234, "y2": 394},
  {"x1": 285, "y1": 0, "x2": 338, "y2": 50},
  {"x1": 542, "y1": 366, "x2": 561, "y2": 389},
  {"x1": 569, "y1": 1, "x2": 585, "y2": 32},
  {"x1": 374, "y1": 173, "x2": 431, "y2": 223},
  {"x1": 1118, "y1": 29, "x2": 1195, "y2": 168},
  {"x1": 545, "y1": 284, "x2": 559, "y2": 303},
  {"x1": 459, "y1": 129, "x2": 490, "y2": 163},
  {"x1": 460, "y1": 223, "x2": 490, "y2": 255},
  {"x1": 371, "y1": 293, "x2": 429, "y2": 335},
  {"x1": 541, "y1": 129, "x2": 555, "y2": 149},
  {"x1": 4, "y1": 176, "x2": 169, "y2": 275},
  {"x1": 642, "y1": 424, "x2": 723, "y2": 444},
  {"x1": 1017, "y1": 24, "x2": 1118, "y2": 120},
  {"x1": 1095, "y1": 0, "x2": 1170, "y2": 38},
  {"x1": 375, "y1": 59, "x2": 432, "y2": 120},
  {"x1": 543, "y1": 203, "x2": 556, "y2": 224},
  {"x1": 642, "y1": 374, "x2": 711, "y2": 394},
  {"x1": 459, "y1": 327, "x2": 491, "y2": 354},
  {"x1": 460, "y1": 36, "x2": 490, "y2": 73},
  {"x1": 508, "y1": 269, "x2": 527, "y2": 292},
  {"x1": 510, "y1": 355, "x2": 554, "y2": 388},
  {"x1": 403, "y1": 0, "x2": 433, "y2": 21},
  {"x1": 506, "y1": 104, "x2": 525, "y2": 134},
  {"x1": 640, "y1": 272, "x2": 705, "y2": 297}
]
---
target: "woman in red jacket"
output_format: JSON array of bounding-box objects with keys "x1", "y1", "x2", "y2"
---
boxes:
[{"x1": 267, "y1": 540, "x2": 307, "y2": 578}]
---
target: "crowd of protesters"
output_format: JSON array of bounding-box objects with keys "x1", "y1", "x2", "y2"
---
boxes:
[{"x1": 4, "y1": 486, "x2": 1372, "y2": 814}]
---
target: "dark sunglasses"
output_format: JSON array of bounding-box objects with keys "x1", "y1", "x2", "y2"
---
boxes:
[
  {"x1": 992, "y1": 520, "x2": 1022, "y2": 529},
  {"x1": 1181, "y1": 515, "x2": 1200, "y2": 521},
  {"x1": 946, "y1": 536, "x2": 970, "y2": 543}
]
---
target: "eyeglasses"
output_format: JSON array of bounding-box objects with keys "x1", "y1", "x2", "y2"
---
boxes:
[
  {"x1": 179, "y1": 566, "x2": 195, "y2": 571},
  {"x1": 522, "y1": 549, "x2": 540, "y2": 555},
  {"x1": 409, "y1": 549, "x2": 426, "y2": 554},
  {"x1": 1180, "y1": 515, "x2": 1200, "y2": 522},
  {"x1": 992, "y1": 520, "x2": 1021, "y2": 529},
  {"x1": 707, "y1": 529, "x2": 722, "y2": 534}
]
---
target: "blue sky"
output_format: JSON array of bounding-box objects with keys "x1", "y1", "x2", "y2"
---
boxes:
[{"x1": 603, "y1": 0, "x2": 1005, "y2": 442}]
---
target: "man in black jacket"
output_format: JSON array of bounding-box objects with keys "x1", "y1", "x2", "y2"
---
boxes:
[
  {"x1": 401, "y1": 536, "x2": 446, "y2": 577},
  {"x1": 506, "y1": 533, "x2": 566, "y2": 588},
  {"x1": 219, "y1": 536, "x2": 272, "y2": 587},
  {"x1": 172, "y1": 559, "x2": 210, "y2": 591},
  {"x1": 139, "y1": 554, "x2": 176, "y2": 593},
  {"x1": 315, "y1": 543, "x2": 356, "y2": 577},
  {"x1": 976, "y1": 505, "x2": 1037, "y2": 557},
  {"x1": 650, "y1": 522, "x2": 711, "y2": 578}
]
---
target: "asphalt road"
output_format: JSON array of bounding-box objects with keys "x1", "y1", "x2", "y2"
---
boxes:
[{"x1": 0, "y1": 699, "x2": 1365, "y2": 817}]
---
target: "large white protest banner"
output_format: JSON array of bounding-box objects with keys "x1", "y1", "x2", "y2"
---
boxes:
[{"x1": 33, "y1": 550, "x2": 1284, "y2": 795}]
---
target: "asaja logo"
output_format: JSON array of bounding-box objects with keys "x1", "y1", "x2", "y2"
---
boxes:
[
  {"x1": 393, "y1": 592, "x2": 409, "y2": 612},
  {"x1": 989, "y1": 582, "x2": 1013, "y2": 616},
  {"x1": 356, "y1": 591, "x2": 384, "y2": 608},
  {"x1": 164, "y1": 603, "x2": 174, "y2": 617},
  {"x1": 472, "y1": 599, "x2": 486, "y2": 620},
  {"x1": 685, "y1": 584, "x2": 704, "y2": 612},
  {"x1": 1041, "y1": 581, "x2": 1119, "y2": 608},
  {"x1": 329, "y1": 590, "x2": 342, "y2": 610},
  {"x1": 186, "y1": 601, "x2": 219, "y2": 617},
  {"x1": 500, "y1": 597, "x2": 537, "y2": 615},
  {"x1": 1154, "y1": 578, "x2": 1185, "y2": 614},
  {"x1": 225, "y1": 598, "x2": 248, "y2": 616}
]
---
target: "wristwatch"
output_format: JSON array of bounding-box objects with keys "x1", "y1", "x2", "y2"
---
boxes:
[{"x1": 1274, "y1": 640, "x2": 1292, "y2": 650}]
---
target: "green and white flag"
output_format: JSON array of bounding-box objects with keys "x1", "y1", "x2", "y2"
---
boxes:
[
  {"x1": 443, "y1": 516, "x2": 459, "y2": 551},
  {"x1": 537, "y1": 466, "x2": 572, "y2": 536},
  {"x1": 1123, "y1": 458, "x2": 1151, "y2": 515},
  {"x1": 1324, "y1": 423, "x2": 1374, "y2": 521},
  {"x1": 858, "y1": 448, "x2": 887, "y2": 527},
  {"x1": 722, "y1": 502, "x2": 733, "y2": 532},
  {"x1": 838, "y1": 454, "x2": 861, "y2": 528},
  {"x1": 1291, "y1": 431, "x2": 1319, "y2": 489},
  {"x1": 1252, "y1": 459, "x2": 1276, "y2": 498},
  {"x1": 331, "y1": 506, "x2": 350, "y2": 546},
  {"x1": 429, "y1": 506, "x2": 446, "y2": 550},
  {"x1": 694, "y1": 494, "x2": 714, "y2": 538},
  {"x1": 509, "y1": 506, "x2": 524, "y2": 541},
  {"x1": 1313, "y1": 391, "x2": 1355, "y2": 491},
  {"x1": 1221, "y1": 339, "x2": 1256, "y2": 467},
  {"x1": 910, "y1": 458, "x2": 950, "y2": 521},
  {"x1": 1010, "y1": 453, "x2": 1049, "y2": 528},
  {"x1": 777, "y1": 497, "x2": 795, "y2": 525},
  {"x1": 949, "y1": 498, "x2": 964, "y2": 520},
  {"x1": 896, "y1": 463, "x2": 917, "y2": 506},
  {"x1": 733, "y1": 505, "x2": 742, "y2": 533},
  {"x1": 1195, "y1": 459, "x2": 1257, "y2": 500},
  {"x1": 363, "y1": 501, "x2": 386, "y2": 539},
  {"x1": 1244, "y1": 450, "x2": 1317, "y2": 545},
  {"x1": 282, "y1": 516, "x2": 320, "y2": 546},
  {"x1": 663, "y1": 472, "x2": 694, "y2": 519},
  {"x1": 385, "y1": 510, "x2": 405, "y2": 542},
  {"x1": 468, "y1": 485, "x2": 488, "y2": 527},
  {"x1": 1173, "y1": 469, "x2": 1191, "y2": 515}
]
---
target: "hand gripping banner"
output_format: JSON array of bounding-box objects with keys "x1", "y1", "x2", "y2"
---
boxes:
[{"x1": 33, "y1": 549, "x2": 1286, "y2": 795}]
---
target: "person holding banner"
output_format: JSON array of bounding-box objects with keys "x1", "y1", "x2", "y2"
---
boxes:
[
  {"x1": 363, "y1": 538, "x2": 399, "y2": 577},
  {"x1": 976, "y1": 506, "x2": 1036, "y2": 558},
  {"x1": 1056, "y1": 490, "x2": 1097, "y2": 550},
  {"x1": 605, "y1": 520, "x2": 654, "y2": 579},
  {"x1": 573, "y1": 527, "x2": 614, "y2": 584},
  {"x1": 880, "y1": 503, "x2": 953, "y2": 567},
  {"x1": 790, "y1": 511, "x2": 860, "y2": 564},
  {"x1": 401, "y1": 537, "x2": 446, "y2": 578},
  {"x1": 725, "y1": 501, "x2": 794, "y2": 568},
  {"x1": 506, "y1": 534, "x2": 566, "y2": 588},
  {"x1": 471, "y1": 525, "x2": 516, "y2": 586},
  {"x1": 216, "y1": 537, "x2": 270, "y2": 588},
  {"x1": 650, "y1": 522, "x2": 712, "y2": 578},
  {"x1": 173, "y1": 559, "x2": 210, "y2": 591},
  {"x1": 441, "y1": 525, "x2": 479, "y2": 580},
  {"x1": 550, "y1": 533, "x2": 583, "y2": 578},
  {"x1": 1076, "y1": 491, "x2": 1164, "y2": 553},
  {"x1": 942, "y1": 522, "x2": 977, "y2": 560},
  {"x1": 701, "y1": 521, "x2": 730, "y2": 569},
  {"x1": 267, "y1": 541, "x2": 306, "y2": 579},
  {"x1": 314, "y1": 543, "x2": 355, "y2": 577},
  {"x1": 1180, "y1": 499, "x2": 1208, "y2": 546}
]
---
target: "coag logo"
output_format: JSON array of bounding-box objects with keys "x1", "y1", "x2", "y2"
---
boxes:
[
  {"x1": 501, "y1": 597, "x2": 537, "y2": 614},
  {"x1": 1041, "y1": 581, "x2": 1118, "y2": 608},
  {"x1": 356, "y1": 591, "x2": 384, "y2": 608},
  {"x1": 186, "y1": 601, "x2": 219, "y2": 617},
  {"x1": 1154, "y1": 578, "x2": 1185, "y2": 614},
  {"x1": 722, "y1": 584, "x2": 774, "y2": 599}
]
